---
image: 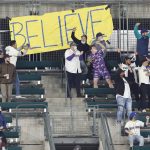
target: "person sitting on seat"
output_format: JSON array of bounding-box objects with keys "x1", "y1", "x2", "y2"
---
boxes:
[{"x1": 125, "y1": 112, "x2": 144, "y2": 150}]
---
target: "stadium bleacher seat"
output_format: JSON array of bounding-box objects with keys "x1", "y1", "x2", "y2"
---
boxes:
[
  {"x1": 4, "y1": 131, "x2": 19, "y2": 138},
  {"x1": 133, "y1": 145, "x2": 150, "y2": 150},
  {"x1": 141, "y1": 130, "x2": 150, "y2": 138},
  {"x1": 7, "y1": 146, "x2": 22, "y2": 150},
  {"x1": 5, "y1": 116, "x2": 12, "y2": 123},
  {"x1": 0, "y1": 102, "x2": 48, "y2": 109},
  {"x1": 86, "y1": 100, "x2": 147, "y2": 109},
  {"x1": 84, "y1": 88, "x2": 115, "y2": 97},
  {"x1": 18, "y1": 73, "x2": 41, "y2": 81},
  {"x1": 12, "y1": 86, "x2": 44, "y2": 95},
  {"x1": 16, "y1": 60, "x2": 62, "y2": 70}
]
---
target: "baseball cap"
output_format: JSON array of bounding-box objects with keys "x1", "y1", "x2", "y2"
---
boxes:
[
  {"x1": 141, "y1": 29, "x2": 148, "y2": 34},
  {"x1": 129, "y1": 112, "x2": 137, "y2": 120},
  {"x1": 70, "y1": 41, "x2": 77, "y2": 47},
  {"x1": 96, "y1": 32, "x2": 104, "y2": 38}
]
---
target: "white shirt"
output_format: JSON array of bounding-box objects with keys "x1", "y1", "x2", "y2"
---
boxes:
[
  {"x1": 125, "y1": 120, "x2": 144, "y2": 136},
  {"x1": 116, "y1": 78, "x2": 131, "y2": 99},
  {"x1": 65, "y1": 49, "x2": 81, "y2": 73},
  {"x1": 5, "y1": 46, "x2": 22, "y2": 66},
  {"x1": 138, "y1": 65, "x2": 150, "y2": 85},
  {"x1": 123, "y1": 78, "x2": 131, "y2": 98},
  {"x1": 120, "y1": 63, "x2": 138, "y2": 83}
]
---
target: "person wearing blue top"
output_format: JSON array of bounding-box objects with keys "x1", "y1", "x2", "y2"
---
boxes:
[{"x1": 134, "y1": 23, "x2": 150, "y2": 66}]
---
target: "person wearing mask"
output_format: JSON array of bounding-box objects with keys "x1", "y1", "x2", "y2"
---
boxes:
[
  {"x1": 71, "y1": 27, "x2": 90, "y2": 83},
  {"x1": 5, "y1": 40, "x2": 29, "y2": 99},
  {"x1": 0, "y1": 54, "x2": 16, "y2": 102},
  {"x1": 125, "y1": 112, "x2": 144, "y2": 150},
  {"x1": 134, "y1": 23, "x2": 150, "y2": 66},
  {"x1": 120, "y1": 56, "x2": 141, "y2": 110},
  {"x1": 92, "y1": 32, "x2": 107, "y2": 58},
  {"x1": 65, "y1": 42, "x2": 83, "y2": 97},
  {"x1": 138, "y1": 59, "x2": 150, "y2": 112},
  {"x1": 88, "y1": 45, "x2": 113, "y2": 88},
  {"x1": 114, "y1": 69, "x2": 132, "y2": 123}
]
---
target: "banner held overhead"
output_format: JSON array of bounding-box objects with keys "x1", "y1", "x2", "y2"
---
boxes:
[{"x1": 9, "y1": 5, "x2": 113, "y2": 54}]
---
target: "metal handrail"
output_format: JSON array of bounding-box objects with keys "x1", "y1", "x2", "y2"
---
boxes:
[
  {"x1": 100, "y1": 113, "x2": 114, "y2": 150},
  {"x1": 14, "y1": 104, "x2": 56, "y2": 150}
]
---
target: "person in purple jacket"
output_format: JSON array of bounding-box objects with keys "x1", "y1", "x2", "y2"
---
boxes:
[{"x1": 88, "y1": 45, "x2": 114, "y2": 88}]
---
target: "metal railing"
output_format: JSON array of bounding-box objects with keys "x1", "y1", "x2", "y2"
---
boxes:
[
  {"x1": 14, "y1": 104, "x2": 56, "y2": 150},
  {"x1": 99, "y1": 113, "x2": 115, "y2": 150}
]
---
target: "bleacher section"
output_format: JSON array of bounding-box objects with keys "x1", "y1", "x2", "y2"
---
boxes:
[{"x1": 83, "y1": 83, "x2": 150, "y2": 150}]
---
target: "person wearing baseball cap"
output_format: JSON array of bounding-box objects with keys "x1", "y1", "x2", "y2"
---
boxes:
[
  {"x1": 65, "y1": 41, "x2": 83, "y2": 97},
  {"x1": 0, "y1": 54, "x2": 16, "y2": 102},
  {"x1": 91, "y1": 32, "x2": 107, "y2": 58},
  {"x1": 114, "y1": 69, "x2": 132, "y2": 123},
  {"x1": 120, "y1": 56, "x2": 141, "y2": 110},
  {"x1": 125, "y1": 112, "x2": 144, "y2": 149},
  {"x1": 134, "y1": 23, "x2": 150, "y2": 66}
]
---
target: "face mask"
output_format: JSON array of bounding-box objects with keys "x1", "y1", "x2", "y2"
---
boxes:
[
  {"x1": 74, "y1": 46, "x2": 77, "y2": 50},
  {"x1": 81, "y1": 41, "x2": 86, "y2": 44},
  {"x1": 100, "y1": 37, "x2": 103, "y2": 41}
]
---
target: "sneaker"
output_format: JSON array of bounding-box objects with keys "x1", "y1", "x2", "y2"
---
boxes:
[
  {"x1": 109, "y1": 84, "x2": 114, "y2": 88},
  {"x1": 142, "y1": 109, "x2": 146, "y2": 112},
  {"x1": 85, "y1": 79, "x2": 90, "y2": 85},
  {"x1": 15, "y1": 95, "x2": 26, "y2": 99}
]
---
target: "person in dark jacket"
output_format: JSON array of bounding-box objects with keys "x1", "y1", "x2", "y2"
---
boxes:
[
  {"x1": 134, "y1": 23, "x2": 150, "y2": 66},
  {"x1": 114, "y1": 69, "x2": 132, "y2": 123},
  {"x1": 71, "y1": 27, "x2": 90, "y2": 81},
  {"x1": 0, "y1": 54, "x2": 16, "y2": 102},
  {"x1": 122, "y1": 56, "x2": 141, "y2": 110}
]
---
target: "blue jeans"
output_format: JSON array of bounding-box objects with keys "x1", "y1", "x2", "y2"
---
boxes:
[
  {"x1": 128, "y1": 135, "x2": 144, "y2": 147},
  {"x1": 14, "y1": 72, "x2": 20, "y2": 96},
  {"x1": 80, "y1": 60, "x2": 88, "y2": 75},
  {"x1": 116, "y1": 96, "x2": 132, "y2": 122}
]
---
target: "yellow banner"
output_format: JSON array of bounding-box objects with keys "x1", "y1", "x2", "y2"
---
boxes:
[{"x1": 10, "y1": 5, "x2": 113, "y2": 54}]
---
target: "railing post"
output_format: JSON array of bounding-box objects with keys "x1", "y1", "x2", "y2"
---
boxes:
[{"x1": 92, "y1": 107, "x2": 97, "y2": 135}]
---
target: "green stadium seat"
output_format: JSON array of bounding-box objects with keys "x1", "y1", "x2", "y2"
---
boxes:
[
  {"x1": 12, "y1": 86, "x2": 44, "y2": 95},
  {"x1": 16, "y1": 61, "x2": 62, "y2": 70},
  {"x1": 84, "y1": 88, "x2": 115, "y2": 97},
  {"x1": 133, "y1": 145, "x2": 150, "y2": 150},
  {"x1": 87, "y1": 100, "x2": 144, "y2": 109},
  {"x1": 18, "y1": 73, "x2": 41, "y2": 81},
  {"x1": 5, "y1": 116, "x2": 12, "y2": 123},
  {"x1": 7, "y1": 146, "x2": 22, "y2": 150},
  {"x1": 141, "y1": 130, "x2": 150, "y2": 138},
  {"x1": 0, "y1": 102, "x2": 48, "y2": 109},
  {"x1": 3, "y1": 131, "x2": 19, "y2": 138}
]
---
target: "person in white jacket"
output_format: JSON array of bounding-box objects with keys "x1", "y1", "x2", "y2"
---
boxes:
[{"x1": 5, "y1": 40, "x2": 29, "y2": 98}]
